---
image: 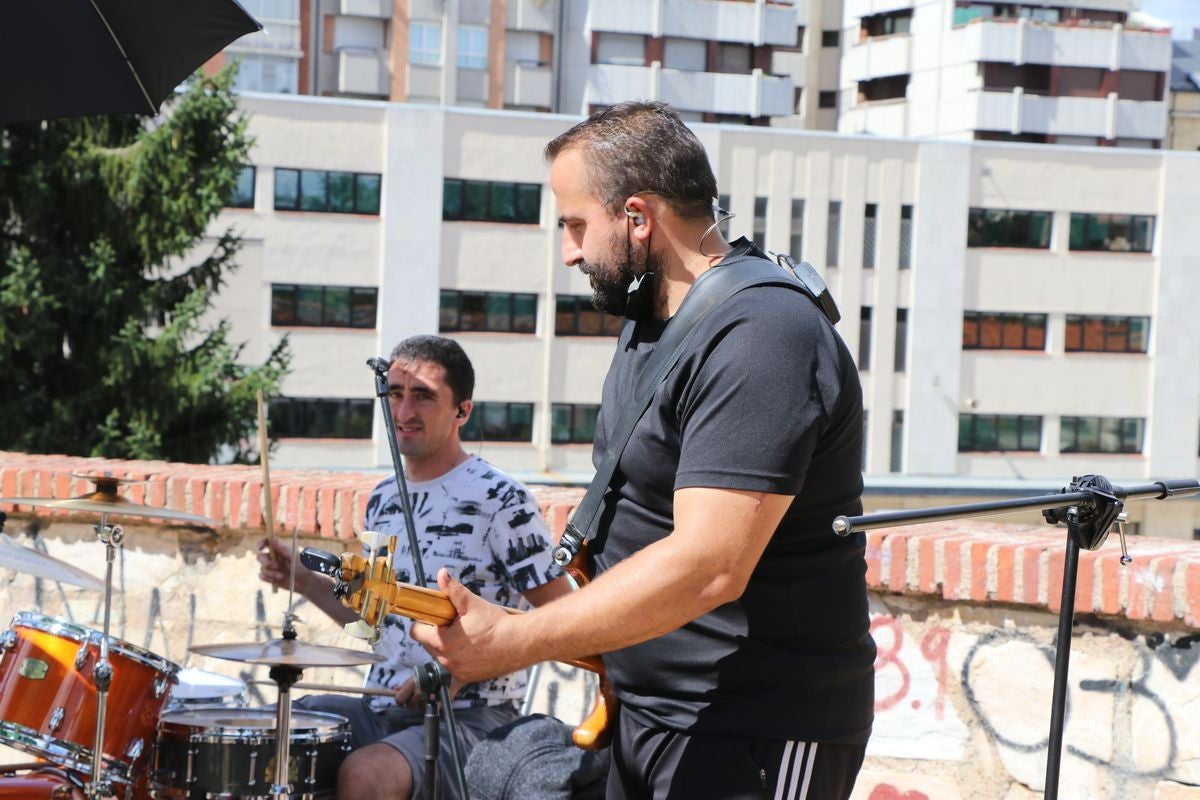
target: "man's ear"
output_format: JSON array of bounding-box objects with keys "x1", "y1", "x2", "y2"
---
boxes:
[{"x1": 455, "y1": 399, "x2": 473, "y2": 424}]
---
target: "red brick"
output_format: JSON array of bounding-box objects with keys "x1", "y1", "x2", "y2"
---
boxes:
[
  {"x1": 942, "y1": 537, "x2": 968, "y2": 600},
  {"x1": 1150, "y1": 557, "x2": 1178, "y2": 622},
  {"x1": 338, "y1": 489, "x2": 357, "y2": 539},
  {"x1": 887, "y1": 533, "x2": 909, "y2": 593},
  {"x1": 1185, "y1": 562, "x2": 1200, "y2": 627},
  {"x1": 970, "y1": 540, "x2": 990, "y2": 601},
  {"x1": 864, "y1": 530, "x2": 886, "y2": 588},
  {"x1": 1022, "y1": 544, "x2": 1044, "y2": 606},
  {"x1": 299, "y1": 486, "x2": 318, "y2": 534},
  {"x1": 1, "y1": 467, "x2": 17, "y2": 498},
  {"x1": 995, "y1": 543, "x2": 1018, "y2": 602},
  {"x1": 1074, "y1": 550, "x2": 1099, "y2": 614},
  {"x1": 1047, "y1": 548, "x2": 1066, "y2": 613},
  {"x1": 1099, "y1": 554, "x2": 1123, "y2": 615},
  {"x1": 918, "y1": 535, "x2": 939, "y2": 594},
  {"x1": 207, "y1": 481, "x2": 226, "y2": 525},
  {"x1": 147, "y1": 476, "x2": 167, "y2": 508},
  {"x1": 169, "y1": 478, "x2": 187, "y2": 517},
  {"x1": 1126, "y1": 561, "x2": 1153, "y2": 621},
  {"x1": 318, "y1": 487, "x2": 335, "y2": 538}
]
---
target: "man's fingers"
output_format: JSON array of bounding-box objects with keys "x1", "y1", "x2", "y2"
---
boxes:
[{"x1": 438, "y1": 568, "x2": 476, "y2": 613}]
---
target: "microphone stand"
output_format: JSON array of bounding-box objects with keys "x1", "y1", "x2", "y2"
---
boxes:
[
  {"x1": 833, "y1": 475, "x2": 1200, "y2": 800},
  {"x1": 367, "y1": 357, "x2": 469, "y2": 800}
]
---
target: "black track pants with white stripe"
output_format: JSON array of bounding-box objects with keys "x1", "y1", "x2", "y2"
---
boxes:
[{"x1": 606, "y1": 711, "x2": 866, "y2": 800}]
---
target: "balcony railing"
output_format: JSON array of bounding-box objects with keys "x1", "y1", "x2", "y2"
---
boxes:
[
  {"x1": 338, "y1": 49, "x2": 388, "y2": 96},
  {"x1": 339, "y1": 0, "x2": 389, "y2": 18},
  {"x1": 587, "y1": 0, "x2": 801, "y2": 47},
  {"x1": 506, "y1": 0, "x2": 556, "y2": 33},
  {"x1": 504, "y1": 61, "x2": 553, "y2": 108},
  {"x1": 968, "y1": 89, "x2": 1166, "y2": 140},
  {"x1": 954, "y1": 18, "x2": 1171, "y2": 72},
  {"x1": 842, "y1": 33, "x2": 912, "y2": 83},
  {"x1": 588, "y1": 62, "x2": 795, "y2": 118}
]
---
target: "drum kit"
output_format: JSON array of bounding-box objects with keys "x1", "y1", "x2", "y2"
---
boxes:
[{"x1": 0, "y1": 475, "x2": 382, "y2": 799}]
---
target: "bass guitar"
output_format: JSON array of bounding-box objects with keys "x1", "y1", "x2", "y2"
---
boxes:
[{"x1": 300, "y1": 534, "x2": 615, "y2": 750}]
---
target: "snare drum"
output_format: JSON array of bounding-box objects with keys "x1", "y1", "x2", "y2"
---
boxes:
[
  {"x1": 152, "y1": 707, "x2": 349, "y2": 800},
  {"x1": 0, "y1": 612, "x2": 179, "y2": 786},
  {"x1": 0, "y1": 766, "x2": 85, "y2": 799},
  {"x1": 166, "y1": 668, "x2": 247, "y2": 711}
]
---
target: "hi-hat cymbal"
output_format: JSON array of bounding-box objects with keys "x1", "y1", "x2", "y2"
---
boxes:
[
  {"x1": 0, "y1": 473, "x2": 215, "y2": 526},
  {"x1": 0, "y1": 534, "x2": 106, "y2": 592},
  {"x1": 190, "y1": 638, "x2": 384, "y2": 668}
]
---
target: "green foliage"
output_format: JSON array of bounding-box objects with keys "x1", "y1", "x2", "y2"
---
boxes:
[{"x1": 0, "y1": 69, "x2": 289, "y2": 463}]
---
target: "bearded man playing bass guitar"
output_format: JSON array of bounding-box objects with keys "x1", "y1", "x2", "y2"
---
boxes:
[
  {"x1": 413, "y1": 102, "x2": 876, "y2": 800},
  {"x1": 259, "y1": 335, "x2": 571, "y2": 800}
]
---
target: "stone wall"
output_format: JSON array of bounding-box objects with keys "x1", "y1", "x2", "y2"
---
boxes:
[{"x1": 1, "y1": 452, "x2": 1198, "y2": 799}]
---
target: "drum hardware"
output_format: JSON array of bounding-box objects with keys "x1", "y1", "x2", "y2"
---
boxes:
[
  {"x1": 246, "y1": 679, "x2": 396, "y2": 698},
  {"x1": 833, "y1": 475, "x2": 1200, "y2": 800},
  {"x1": 2, "y1": 474, "x2": 212, "y2": 800}
]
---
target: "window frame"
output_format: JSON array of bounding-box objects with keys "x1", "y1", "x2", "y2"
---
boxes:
[
  {"x1": 443, "y1": 178, "x2": 541, "y2": 224},
  {"x1": 457, "y1": 24, "x2": 489, "y2": 70},
  {"x1": 551, "y1": 403, "x2": 600, "y2": 444},
  {"x1": 270, "y1": 284, "x2": 378, "y2": 329},
  {"x1": 273, "y1": 167, "x2": 382, "y2": 215},
  {"x1": 1060, "y1": 416, "x2": 1145, "y2": 454},
  {"x1": 1063, "y1": 315, "x2": 1150, "y2": 354},
  {"x1": 554, "y1": 295, "x2": 623, "y2": 337},
  {"x1": 228, "y1": 165, "x2": 256, "y2": 209},
  {"x1": 440, "y1": 289, "x2": 538, "y2": 334},
  {"x1": 460, "y1": 401, "x2": 534, "y2": 443},
  {"x1": 958, "y1": 414, "x2": 1043, "y2": 453},
  {"x1": 269, "y1": 397, "x2": 374, "y2": 439},
  {"x1": 410, "y1": 20, "x2": 442, "y2": 66},
  {"x1": 1068, "y1": 212, "x2": 1154, "y2": 253},
  {"x1": 962, "y1": 312, "x2": 1048, "y2": 351},
  {"x1": 967, "y1": 207, "x2": 1052, "y2": 249}
]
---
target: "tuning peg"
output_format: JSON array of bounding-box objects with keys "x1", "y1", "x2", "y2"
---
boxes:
[
  {"x1": 358, "y1": 531, "x2": 390, "y2": 551},
  {"x1": 344, "y1": 620, "x2": 377, "y2": 640},
  {"x1": 1113, "y1": 512, "x2": 1132, "y2": 566}
]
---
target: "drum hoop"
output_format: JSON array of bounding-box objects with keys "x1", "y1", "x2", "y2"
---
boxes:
[
  {"x1": 0, "y1": 720, "x2": 133, "y2": 784},
  {"x1": 11, "y1": 612, "x2": 180, "y2": 676},
  {"x1": 157, "y1": 709, "x2": 350, "y2": 743}
]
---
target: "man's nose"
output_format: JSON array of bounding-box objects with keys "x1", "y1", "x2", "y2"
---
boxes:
[{"x1": 561, "y1": 237, "x2": 583, "y2": 268}]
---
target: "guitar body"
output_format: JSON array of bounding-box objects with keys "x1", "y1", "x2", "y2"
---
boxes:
[{"x1": 339, "y1": 550, "x2": 615, "y2": 750}]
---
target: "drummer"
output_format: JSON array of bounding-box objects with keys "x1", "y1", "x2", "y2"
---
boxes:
[{"x1": 258, "y1": 335, "x2": 571, "y2": 800}]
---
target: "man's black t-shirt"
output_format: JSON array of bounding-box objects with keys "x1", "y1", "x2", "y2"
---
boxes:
[{"x1": 591, "y1": 243, "x2": 875, "y2": 743}]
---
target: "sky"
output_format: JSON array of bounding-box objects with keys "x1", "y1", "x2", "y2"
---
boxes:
[{"x1": 1138, "y1": 0, "x2": 1200, "y2": 39}]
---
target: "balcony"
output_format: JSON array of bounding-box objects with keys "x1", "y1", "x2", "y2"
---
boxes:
[
  {"x1": 339, "y1": 0, "x2": 389, "y2": 18},
  {"x1": 967, "y1": 89, "x2": 1166, "y2": 140},
  {"x1": 845, "y1": 0, "x2": 915, "y2": 19},
  {"x1": 506, "y1": 0, "x2": 556, "y2": 33},
  {"x1": 953, "y1": 19, "x2": 1171, "y2": 72},
  {"x1": 338, "y1": 49, "x2": 388, "y2": 96},
  {"x1": 838, "y1": 97, "x2": 907, "y2": 135},
  {"x1": 587, "y1": 0, "x2": 802, "y2": 47},
  {"x1": 843, "y1": 34, "x2": 912, "y2": 83},
  {"x1": 504, "y1": 61, "x2": 553, "y2": 108},
  {"x1": 588, "y1": 63, "x2": 795, "y2": 118}
]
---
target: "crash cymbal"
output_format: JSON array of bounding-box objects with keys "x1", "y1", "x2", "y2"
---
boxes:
[
  {"x1": 0, "y1": 534, "x2": 106, "y2": 591},
  {"x1": 190, "y1": 638, "x2": 384, "y2": 668},
  {"x1": 0, "y1": 474, "x2": 215, "y2": 526}
]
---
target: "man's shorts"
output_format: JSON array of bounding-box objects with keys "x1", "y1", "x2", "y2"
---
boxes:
[
  {"x1": 606, "y1": 708, "x2": 866, "y2": 800},
  {"x1": 297, "y1": 693, "x2": 518, "y2": 799}
]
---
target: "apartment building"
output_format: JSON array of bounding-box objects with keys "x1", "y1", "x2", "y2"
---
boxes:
[
  {"x1": 213, "y1": 0, "x2": 842, "y2": 128},
  {"x1": 1167, "y1": 34, "x2": 1200, "y2": 149},
  {"x1": 210, "y1": 93, "x2": 1200, "y2": 534},
  {"x1": 838, "y1": 0, "x2": 1172, "y2": 146}
]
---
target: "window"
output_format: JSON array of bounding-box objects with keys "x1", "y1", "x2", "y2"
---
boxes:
[
  {"x1": 958, "y1": 414, "x2": 1042, "y2": 452},
  {"x1": 1068, "y1": 213, "x2": 1154, "y2": 253},
  {"x1": 555, "y1": 295, "x2": 623, "y2": 337},
  {"x1": 274, "y1": 169, "x2": 381, "y2": 214},
  {"x1": 967, "y1": 208, "x2": 1051, "y2": 249},
  {"x1": 231, "y1": 54, "x2": 299, "y2": 94},
  {"x1": 753, "y1": 197, "x2": 768, "y2": 244},
  {"x1": 818, "y1": 90, "x2": 837, "y2": 109},
  {"x1": 858, "y1": 307, "x2": 872, "y2": 370},
  {"x1": 551, "y1": 403, "x2": 600, "y2": 444},
  {"x1": 595, "y1": 32, "x2": 645, "y2": 66},
  {"x1": 890, "y1": 410, "x2": 904, "y2": 473},
  {"x1": 443, "y1": 178, "x2": 540, "y2": 224},
  {"x1": 962, "y1": 312, "x2": 1047, "y2": 351},
  {"x1": 899, "y1": 205, "x2": 913, "y2": 269},
  {"x1": 228, "y1": 165, "x2": 256, "y2": 209},
  {"x1": 858, "y1": 75, "x2": 909, "y2": 103},
  {"x1": 440, "y1": 290, "x2": 537, "y2": 334},
  {"x1": 460, "y1": 402, "x2": 533, "y2": 442},
  {"x1": 410, "y1": 21, "x2": 442, "y2": 65},
  {"x1": 271, "y1": 284, "x2": 377, "y2": 328},
  {"x1": 457, "y1": 25, "x2": 488, "y2": 69},
  {"x1": 863, "y1": 204, "x2": 877, "y2": 269},
  {"x1": 1060, "y1": 416, "x2": 1144, "y2": 454},
  {"x1": 716, "y1": 43, "x2": 752, "y2": 74},
  {"x1": 789, "y1": 199, "x2": 805, "y2": 259},
  {"x1": 863, "y1": 10, "x2": 913, "y2": 38},
  {"x1": 1064, "y1": 315, "x2": 1149, "y2": 354},
  {"x1": 663, "y1": 37, "x2": 706, "y2": 71},
  {"x1": 825, "y1": 200, "x2": 844, "y2": 266},
  {"x1": 821, "y1": 30, "x2": 840, "y2": 48},
  {"x1": 1119, "y1": 70, "x2": 1162, "y2": 102},
  {"x1": 270, "y1": 397, "x2": 373, "y2": 439},
  {"x1": 894, "y1": 309, "x2": 908, "y2": 372}
]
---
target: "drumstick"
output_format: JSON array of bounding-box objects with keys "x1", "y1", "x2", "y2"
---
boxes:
[
  {"x1": 256, "y1": 389, "x2": 277, "y2": 594},
  {"x1": 247, "y1": 679, "x2": 395, "y2": 698}
]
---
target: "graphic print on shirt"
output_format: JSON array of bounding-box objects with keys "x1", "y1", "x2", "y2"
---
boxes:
[{"x1": 359, "y1": 457, "x2": 557, "y2": 709}]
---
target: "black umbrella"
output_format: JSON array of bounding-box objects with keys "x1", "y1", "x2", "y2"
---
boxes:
[{"x1": 1, "y1": 0, "x2": 261, "y2": 125}]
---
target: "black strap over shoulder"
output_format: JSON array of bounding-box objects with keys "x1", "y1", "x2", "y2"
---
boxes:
[{"x1": 553, "y1": 246, "x2": 837, "y2": 567}]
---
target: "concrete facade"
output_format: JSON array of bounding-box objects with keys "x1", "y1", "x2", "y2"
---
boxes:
[{"x1": 2, "y1": 454, "x2": 1200, "y2": 798}]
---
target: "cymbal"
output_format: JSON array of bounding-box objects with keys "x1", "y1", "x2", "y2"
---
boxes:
[
  {"x1": 190, "y1": 638, "x2": 384, "y2": 668},
  {"x1": 0, "y1": 534, "x2": 105, "y2": 592},
  {"x1": 0, "y1": 473, "x2": 215, "y2": 526}
]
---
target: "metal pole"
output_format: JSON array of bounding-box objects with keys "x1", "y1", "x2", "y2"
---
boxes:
[{"x1": 1044, "y1": 534, "x2": 1080, "y2": 800}]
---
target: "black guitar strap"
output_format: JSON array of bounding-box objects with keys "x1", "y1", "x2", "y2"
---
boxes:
[{"x1": 552, "y1": 243, "x2": 839, "y2": 567}]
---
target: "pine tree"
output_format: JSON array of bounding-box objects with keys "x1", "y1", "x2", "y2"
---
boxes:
[{"x1": 0, "y1": 69, "x2": 289, "y2": 463}]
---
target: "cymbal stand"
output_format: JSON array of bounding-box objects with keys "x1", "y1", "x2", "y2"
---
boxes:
[
  {"x1": 368, "y1": 356, "x2": 469, "y2": 800},
  {"x1": 268, "y1": 660, "x2": 302, "y2": 799},
  {"x1": 85, "y1": 511, "x2": 121, "y2": 800},
  {"x1": 833, "y1": 475, "x2": 1200, "y2": 800}
]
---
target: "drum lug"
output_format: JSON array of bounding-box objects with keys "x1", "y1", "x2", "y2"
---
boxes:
[
  {"x1": 74, "y1": 643, "x2": 89, "y2": 670},
  {"x1": 125, "y1": 737, "x2": 144, "y2": 761},
  {"x1": 0, "y1": 629, "x2": 15, "y2": 651},
  {"x1": 248, "y1": 748, "x2": 257, "y2": 785},
  {"x1": 48, "y1": 706, "x2": 65, "y2": 733},
  {"x1": 153, "y1": 675, "x2": 169, "y2": 699}
]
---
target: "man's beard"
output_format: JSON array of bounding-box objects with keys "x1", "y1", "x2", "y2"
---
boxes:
[{"x1": 579, "y1": 229, "x2": 661, "y2": 319}]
